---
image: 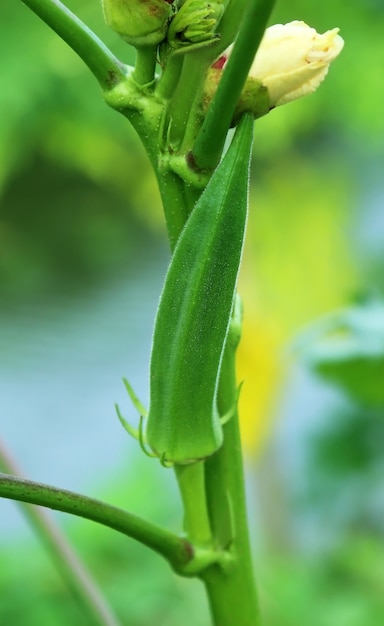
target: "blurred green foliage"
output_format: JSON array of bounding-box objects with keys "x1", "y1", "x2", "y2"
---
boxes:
[
  {"x1": 1, "y1": 0, "x2": 384, "y2": 624},
  {"x1": 0, "y1": 0, "x2": 163, "y2": 300},
  {"x1": 299, "y1": 299, "x2": 384, "y2": 406},
  {"x1": 264, "y1": 536, "x2": 384, "y2": 626}
]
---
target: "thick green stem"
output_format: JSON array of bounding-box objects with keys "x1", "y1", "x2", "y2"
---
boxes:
[
  {"x1": 20, "y1": 0, "x2": 127, "y2": 90},
  {"x1": 0, "y1": 442, "x2": 121, "y2": 626},
  {"x1": 192, "y1": 0, "x2": 276, "y2": 170},
  {"x1": 103, "y1": 74, "x2": 194, "y2": 249},
  {"x1": 202, "y1": 298, "x2": 261, "y2": 626},
  {"x1": 155, "y1": 169, "x2": 191, "y2": 250},
  {"x1": 0, "y1": 472, "x2": 194, "y2": 571}
]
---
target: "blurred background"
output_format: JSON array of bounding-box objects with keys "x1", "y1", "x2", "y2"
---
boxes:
[{"x1": 1, "y1": 1, "x2": 384, "y2": 624}]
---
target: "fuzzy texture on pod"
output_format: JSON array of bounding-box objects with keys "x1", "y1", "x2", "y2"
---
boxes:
[{"x1": 146, "y1": 115, "x2": 254, "y2": 464}]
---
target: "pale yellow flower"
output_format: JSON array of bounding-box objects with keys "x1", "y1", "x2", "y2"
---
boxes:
[
  {"x1": 205, "y1": 21, "x2": 344, "y2": 124},
  {"x1": 250, "y1": 20, "x2": 344, "y2": 106}
]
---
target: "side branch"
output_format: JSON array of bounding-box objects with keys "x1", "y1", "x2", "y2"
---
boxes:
[
  {"x1": 0, "y1": 472, "x2": 192, "y2": 570},
  {"x1": 20, "y1": 0, "x2": 127, "y2": 90}
]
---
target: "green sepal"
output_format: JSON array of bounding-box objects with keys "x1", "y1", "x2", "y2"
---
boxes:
[
  {"x1": 146, "y1": 114, "x2": 254, "y2": 464},
  {"x1": 201, "y1": 68, "x2": 271, "y2": 128},
  {"x1": 115, "y1": 380, "x2": 158, "y2": 458}
]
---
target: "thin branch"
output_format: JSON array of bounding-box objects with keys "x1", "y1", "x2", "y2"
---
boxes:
[
  {"x1": 0, "y1": 441, "x2": 121, "y2": 626},
  {"x1": 0, "y1": 472, "x2": 193, "y2": 570},
  {"x1": 20, "y1": 0, "x2": 127, "y2": 90}
]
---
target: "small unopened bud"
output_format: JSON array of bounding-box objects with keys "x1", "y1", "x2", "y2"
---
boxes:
[
  {"x1": 167, "y1": 0, "x2": 223, "y2": 49},
  {"x1": 102, "y1": 0, "x2": 173, "y2": 47}
]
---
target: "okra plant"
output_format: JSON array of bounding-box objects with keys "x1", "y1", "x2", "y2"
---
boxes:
[{"x1": 0, "y1": 1, "x2": 343, "y2": 624}]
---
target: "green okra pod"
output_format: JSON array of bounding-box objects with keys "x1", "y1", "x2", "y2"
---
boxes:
[{"x1": 146, "y1": 113, "x2": 254, "y2": 464}]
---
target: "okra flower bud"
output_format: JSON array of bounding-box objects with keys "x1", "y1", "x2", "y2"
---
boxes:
[
  {"x1": 247, "y1": 21, "x2": 344, "y2": 107},
  {"x1": 102, "y1": 0, "x2": 173, "y2": 47},
  {"x1": 203, "y1": 21, "x2": 344, "y2": 123}
]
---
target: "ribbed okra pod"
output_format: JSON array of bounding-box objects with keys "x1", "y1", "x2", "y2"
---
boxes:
[{"x1": 146, "y1": 114, "x2": 254, "y2": 464}]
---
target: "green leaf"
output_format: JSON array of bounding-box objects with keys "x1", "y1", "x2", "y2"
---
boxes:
[{"x1": 298, "y1": 300, "x2": 384, "y2": 406}]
